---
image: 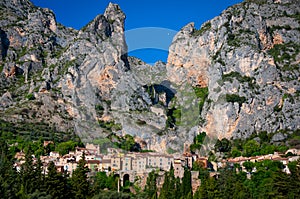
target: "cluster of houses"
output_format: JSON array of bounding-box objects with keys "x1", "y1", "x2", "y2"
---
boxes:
[
  {"x1": 13, "y1": 142, "x2": 197, "y2": 176},
  {"x1": 13, "y1": 141, "x2": 300, "y2": 191},
  {"x1": 223, "y1": 149, "x2": 300, "y2": 174}
]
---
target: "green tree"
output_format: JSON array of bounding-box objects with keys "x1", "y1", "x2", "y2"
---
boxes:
[
  {"x1": 231, "y1": 148, "x2": 242, "y2": 158},
  {"x1": 194, "y1": 177, "x2": 219, "y2": 199},
  {"x1": 71, "y1": 153, "x2": 90, "y2": 199},
  {"x1": 159, "y1": 165, "x2": 176, "y2": 199},
  {"x1": 120, "y1": 134, "x2": 137, "y2": 152},
  {"x1": 92, "y1": 171, "x2": 108, "y2": 192},
  {"x1": 34, "y1": 158, "x2": 45, "y2": 192},
  {"x1": 0, "y1": 138, "x2": 20, "y2": 198},
  {"x1": 44, "y1": 142, "x2": 55, "y2": 155},
  {"x1": 194, "y1": 132, "x2": 206, "y2": 145},
  {"x1": 159, "y1": 172, "x2": 170, "y2": 199},
  {"x1": 232, "y1": 181, "x2": 249, "y2": 199},
  {"x1": 258, "y1": 131, "x2": 269, "y2": 142},
  {"x1": 144, "y1": 170, "x2": 158, "y2": 199},
  {"x1": 105, "y1": 174, "x2": 118, "y2": 190},
  {"x1": 174, "y1": 177, "x2": 182, "y2": 199},
  {"x1": 55, "y1": 141, "x2": 79, "y2": 156},
  {"x1": 243, "y1": 140, "x2": 260, "y2": 157},
  {"x1": 274, "y1": 160, "x2": 300, "y2": 198},
  {"x1": 190, "y1": 133, "x2": 206, "y2": 153},
  {"x1": 20, "y1": 149, "x2": 36, "y2": 194},
  {"x1": 192, "y1": 162, "x2": 209, "y2": 181},
  {"x1": 216, "y1": 169, "x2": 249, "y2": 199},
  {"x1": 181, "y1": 168, "x2": 192, "y2": 197},
  {"x1": 242, "y1": 161, "x2": 255, "y2": 172},
  {"x1": 214, "y1": 138, "x2": 231, "y2": 153},
  {"x1": 45, "y1": 161, "x2": 68, "y2": 199},
  {"x1": 259, "y1": 144, "x2": 275, "y2": 155}
]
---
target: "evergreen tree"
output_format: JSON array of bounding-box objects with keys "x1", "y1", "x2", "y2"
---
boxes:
[
  {"x1": 0, "y1": 138, "x2": 20, "y2": 198},
  {"x1": 159, "y1": 172, "x2": 170, "y2": 199},
  {"x1": 274, "y1": 160, "x2": 300, "y2": 198},
  {"x1": 45, "y1": 161, "x2": 68, "y2": 199},
  {"x1": 168, "y1": 164, "x2": 176, "y2": 199},
  {"x1": 105, "y1": 173, "x2": 118, "y2": 190},
  {"x1": 92, "y1": 171, "x2": 108, "y2": 192},
  {"x1": 20, "y1": 148, "x2": 36, "y2": 194},
  {"x1": 71, "y1": 152, "x2": 90, "y2": 199},
  {"x1": 174, "y1": 177, "x2": 182, "y2": 199},
  {"x1": 194, "y1": 177, "x2": 219, "y2": 199},
  {"x1": 216, "y1": 169, "x2": 237, "y2": 198},
  {"x1": 159, "y1": 166, "x2": 176, "y2": 199},
  {"x1": 144, "y1": 170, "x2": 158, "y2": 199},
  {"x1": 181, "y1": 168, "x2": 192, "y2": 197},
  {"x1": 34, "y1": 158, "x2": 45, "y2": 192}
]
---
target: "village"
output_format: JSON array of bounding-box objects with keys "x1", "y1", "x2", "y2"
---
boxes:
[{"x1": 13, "y1": 141, "x2": 300, "y2": 192}]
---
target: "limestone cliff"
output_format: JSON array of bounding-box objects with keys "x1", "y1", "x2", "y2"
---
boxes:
[
  {"x1": 0, "y1": 0, "x2": 299, "y2": 153},
  {"x1": 167, "y1": 0, "x2": 300, "y2": 143}
]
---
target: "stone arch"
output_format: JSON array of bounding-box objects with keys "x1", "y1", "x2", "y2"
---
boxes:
[
  {"x1": 114, "y1": 173, "x2": 120, "y2": 179},
  {"x1": 123, "y1": 173, "x2": 130, "y2": 187}
]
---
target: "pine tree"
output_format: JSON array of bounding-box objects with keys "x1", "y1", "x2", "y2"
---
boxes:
[
  {"x1": 159, "y1": 172, "x2": 170, "y2": 199},
  {"x1": 20, "y1": 149, "x2": 36, "y2": 194},
  {"x1": 159, "y1": 166, "x2": 176, "y2": 199},
  {"x1": 71, "y1": 152, "x2": 90, "y2": 199},
  {"x1": 181, "y1": 168, "x2": 192, "y2": 197},
  {"x1": 168, "y1": 165, "x2": 176, "y2": 199},
  {"x1": 0, "y1": 138, "x2": 20, "y2": 198},
  {"x1": 45, "y1": 161, "x2": 68, "y2": 199},
  {"x1": 174, "y1": 177, "x2": 182, "y2": 199},
  {"x1": 195, "y1": 177, "x2": 219, "y2": 199},
  {"x1": 34, "y1": 158, "x2": 45, "y2": 192},
  {"x1": 145, "y1": 170, "x2": 158, "y2": 199}
]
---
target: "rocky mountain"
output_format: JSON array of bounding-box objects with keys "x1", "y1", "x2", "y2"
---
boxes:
[
  {"x1": 167, "y1": 0, "x2": 300, "y2": 149},
  {"x1": 0, "y1": 0, "x2": 299, "y2": 153}
]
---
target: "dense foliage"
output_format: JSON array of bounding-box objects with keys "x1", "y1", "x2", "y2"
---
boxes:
[
  {"x1": 190, "y1": 132, "x2": 207, "y2": 153},
  {"x1": 0, "y1": 136, "x2": 300, "y2": 198},
  {"x1": 213, "y1": 130, "x2": 300, "y2": 158}
]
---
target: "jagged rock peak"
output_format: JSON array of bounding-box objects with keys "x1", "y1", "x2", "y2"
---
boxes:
[
  {"x1": 180, "y1": 22, "x2": 195, "y2": 34},
  {"x1": 81, "y1": 3, "x2": 126, "y2": 37},
  {"x1": 0, "y1": 0, "x2": 33, "y2": 17},
  {"x1": 104, "y1": 3, "x2": 124, "y2": 19},
  {"x1": 1, "y1": 0, "x2": 32, "y2": 8},
  {"x1": 171, "y1": 22, "x2": 195, "y2": 42},
  {"x1": 104, "y1": 3, "x2": 126, "y2": 33}
]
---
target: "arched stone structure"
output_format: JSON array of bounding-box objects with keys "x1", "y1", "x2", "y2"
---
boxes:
[{"x1": 123, "y1": 173, "x2": 130, "y2": 186}]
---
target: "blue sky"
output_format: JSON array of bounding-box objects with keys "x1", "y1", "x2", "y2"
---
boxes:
[{"x1": 31, "y1": 0, "x2": 243, "y2": 64}]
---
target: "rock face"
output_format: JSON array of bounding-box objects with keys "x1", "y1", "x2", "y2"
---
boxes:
[
  {"x1": 167, "y1": 0, "x2": 300, "y2": 142},
  {"x1": 0, "y1": 0, "x2": 299, "y2": 152}
]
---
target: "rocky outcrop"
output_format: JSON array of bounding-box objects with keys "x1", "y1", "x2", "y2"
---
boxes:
[
  {"x1": 0, "y1": 0, "x2": 299, "y2": 153},
  {"x1": 0, "y1": 0, "x2": 77, "y2": 132},
  {"x1": 167, "y1": 0, "x2": 300, "y2": 142}
]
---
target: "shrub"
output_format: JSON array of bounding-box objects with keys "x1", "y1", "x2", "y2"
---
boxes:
[
  {"x1": 225, "y1": 94, "x2": 246, "y2": 106},
  {"x1": 193, "y1": 87, "x2": 209, "y2": 114},
  {"x1": 192, "y1": 22, "x2": 211, "y2": 37},
  {"x1": 227, "y1": 33, "x2": 241, "y2": 47},
  {"x1": 25, "y1": 93, "x2": 35, "y2": 100}
]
